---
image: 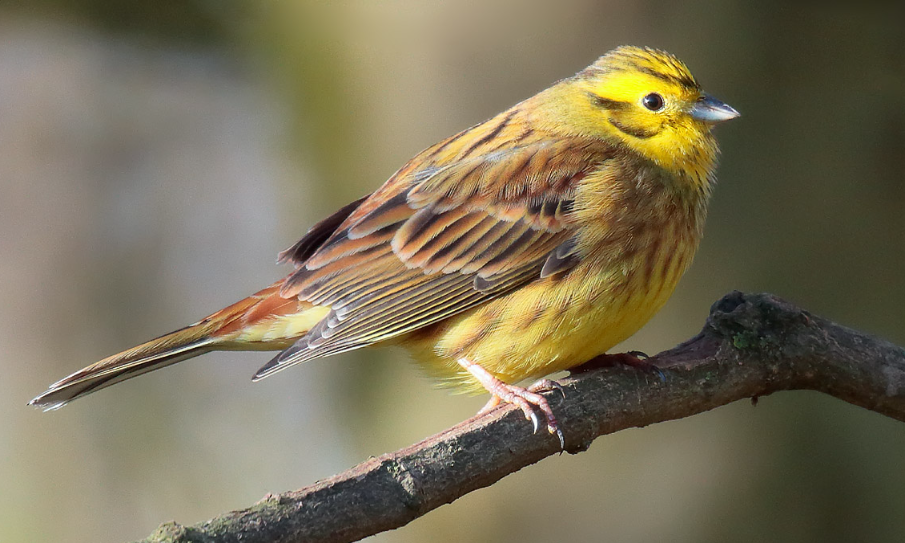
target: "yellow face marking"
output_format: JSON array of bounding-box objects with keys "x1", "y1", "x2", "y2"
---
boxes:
[{"x1": 537, "y1": 46, "x2": 719, "y2": 190}]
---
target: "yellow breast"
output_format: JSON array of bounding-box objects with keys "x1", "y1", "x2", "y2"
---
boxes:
[{"x1": 400, "y1": 161, "x2": 705, "y2": 393}]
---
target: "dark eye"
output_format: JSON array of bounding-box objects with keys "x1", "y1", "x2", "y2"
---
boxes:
[{"x1": 642, "y1": 93, "x2": 665, "y2": 112}]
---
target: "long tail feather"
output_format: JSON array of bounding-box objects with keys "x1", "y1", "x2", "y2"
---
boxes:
[
  {"x1": 29, "y1": 281, "x2": 324, "y2": 410},
  {"x1": 29, "y1": 323, "x2": 221, "y2": 410}
]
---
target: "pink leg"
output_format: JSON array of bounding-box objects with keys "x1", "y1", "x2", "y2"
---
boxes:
[{"x1": 459, "y1": 358, "x2": 564, "y2": 448}]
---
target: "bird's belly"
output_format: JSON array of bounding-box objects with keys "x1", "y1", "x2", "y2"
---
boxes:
[{"x1": 398, "y1": 251, "x2": 689, "y2": 393}]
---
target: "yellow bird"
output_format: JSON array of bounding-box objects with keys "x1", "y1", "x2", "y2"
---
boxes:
[{"x1": 31, "y1": 46, "x2": 738, "y2": 445}]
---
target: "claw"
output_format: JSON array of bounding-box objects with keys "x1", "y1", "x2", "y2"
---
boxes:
[
  {"x1": 623, "y1": 351, "x2": 664, "y2": 381},
  {"x1": 627, "y1": 356, "x2": 666, "y2": 383},
  {"x1": 459, "y1": 358, "x2": 565, "y2": 449},
  {"x1": 529, "y1": 411, "x2": 540, "y2": 434}
]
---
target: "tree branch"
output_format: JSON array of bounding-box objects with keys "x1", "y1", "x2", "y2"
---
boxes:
[{"x1": 135, "y1": 291, "x2": 905, "y2": 543}]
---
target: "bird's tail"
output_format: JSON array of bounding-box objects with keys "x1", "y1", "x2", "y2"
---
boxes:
[{"x1": 29, "y1": 280, "x2": 327, "y2": 410}]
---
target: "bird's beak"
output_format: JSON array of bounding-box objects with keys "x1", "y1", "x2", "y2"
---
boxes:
[{"x1": 690, "y1": 94, "x2": 740, "y2": 124}]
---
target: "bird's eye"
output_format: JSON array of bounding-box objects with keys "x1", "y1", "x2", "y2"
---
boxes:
[{"x1": 642, "y1": 93, "x2": 665, "y2": 112}]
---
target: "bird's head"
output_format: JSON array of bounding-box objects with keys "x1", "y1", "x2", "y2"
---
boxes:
[{"x1": 547, "y1": 46, "x2": 739, "y2": 187}]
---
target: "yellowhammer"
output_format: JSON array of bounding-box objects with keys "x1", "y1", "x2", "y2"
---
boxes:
[{"x1": 31, "y1": 46, "x2": 738, "y2": 446}]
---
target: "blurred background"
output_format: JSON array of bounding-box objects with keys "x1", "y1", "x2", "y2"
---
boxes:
[{"x1": 2, "y1": 1, "x2": 904, "y2": 542}]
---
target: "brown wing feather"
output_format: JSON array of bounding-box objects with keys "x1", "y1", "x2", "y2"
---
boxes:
[
  {"x1": 277, "y1": 196, "x2": 368, "y2": 266},
  {"x1": 255, "y1": 126, "x2": 611, "y2": 380}
]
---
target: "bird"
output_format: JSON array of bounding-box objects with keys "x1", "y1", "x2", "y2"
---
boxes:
[{"x1": 30, "y1": 46, "x2": 738, "y2": 446}]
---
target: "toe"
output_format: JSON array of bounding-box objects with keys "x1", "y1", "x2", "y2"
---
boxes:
[
  {"x1": 528, "y1": 378, "x2": 566, "y2": 400},
  {"x1": 477, "y1": 395, "x2": 502, "y2": 415}
]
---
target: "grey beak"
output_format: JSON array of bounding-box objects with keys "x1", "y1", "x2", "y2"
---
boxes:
[{"x1": 690, "y1": 94, "x2": 740, "y2": 124}]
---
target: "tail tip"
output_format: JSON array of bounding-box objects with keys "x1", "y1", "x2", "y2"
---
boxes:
[{"x1": 28, "y1": 392, "x2": 68, "y2": 412}]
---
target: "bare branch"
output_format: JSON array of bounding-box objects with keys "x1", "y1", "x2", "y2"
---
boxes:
[{"x1": 134, "y1": 291, "x2": 905, "y2": 543}]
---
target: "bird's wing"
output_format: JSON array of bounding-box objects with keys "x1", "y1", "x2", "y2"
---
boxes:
[{"x1": 254, "y1": 136, "x2": 608, "y2": 379}]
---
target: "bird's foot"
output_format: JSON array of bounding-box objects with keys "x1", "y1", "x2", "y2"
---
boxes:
[
  {"x1": 460, "y1": 358, "x2": 565, "y2": 449},
  {"x1": 571, "y1": 351, "x2": 665, "y2": 381}
]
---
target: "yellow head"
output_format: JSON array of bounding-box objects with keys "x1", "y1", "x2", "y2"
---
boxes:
[{"x1": 544, "y1": 46, "x2": 739, "y2": 189}]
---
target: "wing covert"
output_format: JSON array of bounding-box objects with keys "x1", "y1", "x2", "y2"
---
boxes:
[{"x1": 256, "y1": 135, "x2": 611, "y2": 379}]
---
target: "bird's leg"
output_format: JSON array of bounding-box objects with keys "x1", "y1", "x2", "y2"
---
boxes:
[{"x1": 458, "y1": 358, "x2": 565, "y2": 448}]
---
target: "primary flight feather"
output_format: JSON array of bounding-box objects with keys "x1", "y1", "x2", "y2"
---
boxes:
[{"x1": 31, "y1": 46, "x2": 738, "y2": 444}]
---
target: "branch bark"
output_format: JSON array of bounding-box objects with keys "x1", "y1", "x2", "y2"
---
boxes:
[{"x1": 135, "y1": 291, "x2": 905, "y2": 543}]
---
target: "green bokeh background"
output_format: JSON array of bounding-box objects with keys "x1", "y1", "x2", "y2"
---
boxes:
[{"x1": 2, "y1": 2, "x2": 904, "y2": 542}]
